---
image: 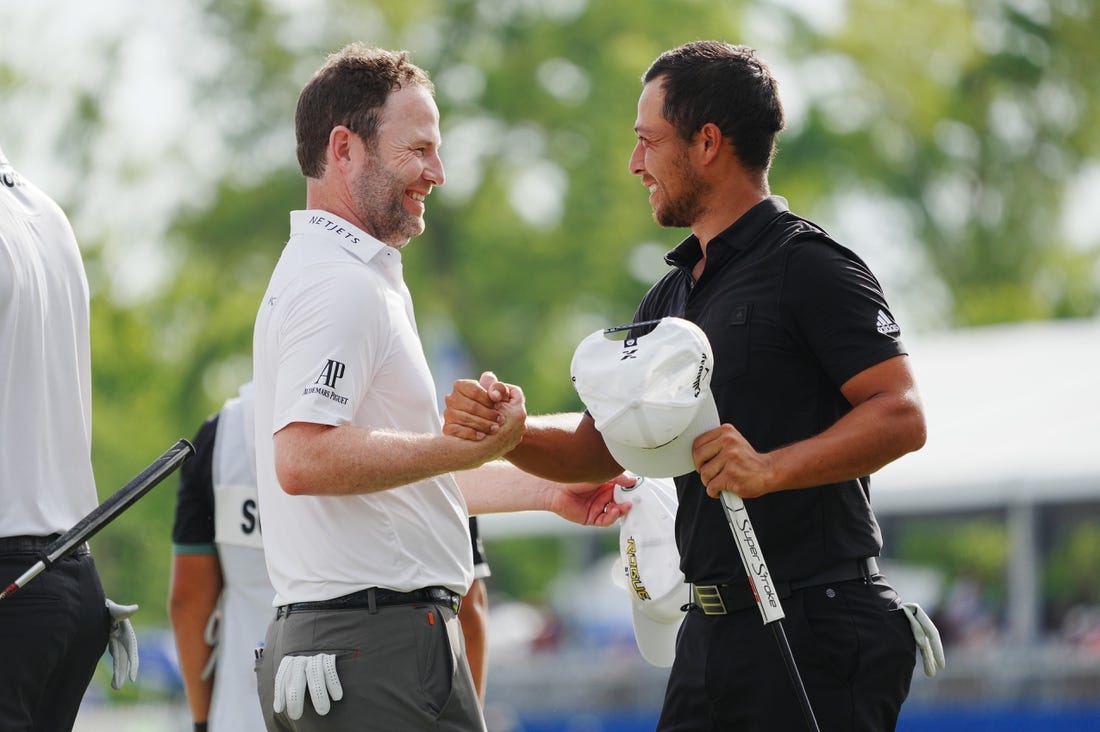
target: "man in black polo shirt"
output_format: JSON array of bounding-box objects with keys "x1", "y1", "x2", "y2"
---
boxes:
[{"x1": 444, "y1": 41, "x2": 928, "y2": 731}]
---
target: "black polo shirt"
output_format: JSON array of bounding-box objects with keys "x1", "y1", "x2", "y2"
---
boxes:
[{"x1": 633, "y1": 196, "x2": 906, "y2": 585}]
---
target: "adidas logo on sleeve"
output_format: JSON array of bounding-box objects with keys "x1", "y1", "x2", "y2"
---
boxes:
[{"x1": 876, "y1": 309, "x2": 900, "y2": 335}]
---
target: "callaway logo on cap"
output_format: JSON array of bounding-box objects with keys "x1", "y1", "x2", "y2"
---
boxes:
[{"x1": 571, "y1": 317, "x2": 721, "y2": 478}]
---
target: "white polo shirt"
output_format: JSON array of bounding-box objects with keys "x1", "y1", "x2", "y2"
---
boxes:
[
  {"x1": 253, "y1": 210, "x2": 472, "y2": 605},
  {"x1": 0, "y1": 150, "x2": 98, "y2": 537}
]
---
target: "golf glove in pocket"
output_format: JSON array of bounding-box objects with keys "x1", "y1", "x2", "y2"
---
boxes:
[
  {"x1": 901, "y1": 601, "x2": 946, "y2": 678},
  {"x1": 273, "y1": 653, "x2": 344, "y2": 719},
  {"x1": 105, "y1": 599, "x2": 140, "y2": 689}
]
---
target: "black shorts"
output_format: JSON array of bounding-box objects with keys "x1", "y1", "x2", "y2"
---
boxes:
[
  {"x1": 0, "y1": 543, "x2": 108, "y2": 731},
  {"x1": 657, "y1": 577, "x2": 916, "y2": 732}
]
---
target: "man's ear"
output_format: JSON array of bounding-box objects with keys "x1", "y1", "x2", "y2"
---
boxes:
[
  {"x1": 698, "y1": 122, "x2": 724, "y2": 165},
  {"x1": 328, "y1": 126, "x2": 355, "y2": 171}
]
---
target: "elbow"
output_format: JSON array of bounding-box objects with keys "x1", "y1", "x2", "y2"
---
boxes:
[
  {"x1": 274, "y1": 425, "x2": 322, "y2": 495},
  {"x1": 168, "y1": 585, "x2": 193, "y2": 627},
  {"x1": 900, "y1": 399, "x2": 928, "y2": 455},
  {"x1": 275, "y1": 458, "x2": 313, "y2": 495}
]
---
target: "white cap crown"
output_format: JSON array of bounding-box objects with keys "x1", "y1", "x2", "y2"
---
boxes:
[{"x1": 572, "y1": 318, "x2": 720, "y2": 478}]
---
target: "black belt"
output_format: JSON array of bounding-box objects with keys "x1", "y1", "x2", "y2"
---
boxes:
[
  {"x1": 691, "y1": 557, "x2": 879, "y2": 616},
  {"x1": 276, "y1": 586, "x2": 460, "y2": 618},
  {"x1": 0, "y1": 534, "x2": 89, "y2": 557}
]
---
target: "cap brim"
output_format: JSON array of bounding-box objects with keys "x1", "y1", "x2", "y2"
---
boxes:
[
  {"x1": 631, "y1": 603, "x2": 682, "y2": 667},
  {"x1": 603, "y1": 392, "x2": 720, "y2": 478}
]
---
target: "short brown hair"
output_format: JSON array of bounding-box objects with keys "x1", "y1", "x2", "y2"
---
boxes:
[{"x1": 295, "y1": 43, "x2": 435, "y2": 178}]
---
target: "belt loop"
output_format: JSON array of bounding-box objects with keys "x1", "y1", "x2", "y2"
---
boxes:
[
  {"x1": 860, "y1": 558, "x2": 872, "y2": 583},
  {"x1": 367, "y1": 587, "x2": 379, "y2": 614}
]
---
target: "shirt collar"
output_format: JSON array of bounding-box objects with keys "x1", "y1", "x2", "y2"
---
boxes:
[
  {"x1": 289, "y1": 210, "x2": 397, "y2": 266},
  {"x1": 665, "y1": 195, "x2": 791, "y2": 270}
]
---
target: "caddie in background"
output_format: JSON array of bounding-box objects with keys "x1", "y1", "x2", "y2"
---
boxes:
[
  {"x1": 0, "y1": 145, "x2": 138, "y2": 731},
  {"x1": 445, "y1": 40, "x2": 943, "y2": 731},
  {"x1": 171, "y1": 383, "x2": 270, "y2": 732},
  {"x1": 169, "y1": 382, "x2": 498, "y2": 731}
]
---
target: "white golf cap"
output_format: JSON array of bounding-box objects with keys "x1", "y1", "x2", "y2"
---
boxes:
[
  {"x1": 610, "y1": 476, "x2": 685, "y2": 667},
  {"x1": 571, "y1": 317, "x2": 720, "y2": 478}
]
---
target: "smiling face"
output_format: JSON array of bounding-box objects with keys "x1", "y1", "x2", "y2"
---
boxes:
[
  {"x1": 351, "y1": 84, "x2": 445, "y2": 248},
  {"x1": 628, "y1": 79, "x2": 710, "y2": 230}
]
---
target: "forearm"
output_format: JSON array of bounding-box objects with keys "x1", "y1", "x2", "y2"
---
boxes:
[
  {"x1": 169, "y1": 556, "x2": 221, "y2": 724},
  {"x1": 175, "y1": 625, "x2": 215, "y2": 723},
  {"x1": 456, "y1": 461, "x2": 557, "y2": 514},
  {"x1": 505, "y1": 413, "x2": 621, "y2": 483},
  {"x1": 276, "y1": 422, "x2": 521, "y2": 496},
  {"x1": 459, "y1": 578, "x2": 489, "y2": 704},
  {"x1": 767, "y1": 391, "x2": 926, "y2": 492}
]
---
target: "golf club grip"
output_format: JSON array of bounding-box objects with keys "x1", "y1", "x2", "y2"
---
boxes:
[
  {"x1": 43, "y1": 438, "x2": 195, "y2": 565},
  {"x1": 720, "y1": 491, "x2": 785, "y2": 624}
]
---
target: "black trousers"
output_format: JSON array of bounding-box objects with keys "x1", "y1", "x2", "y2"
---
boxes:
[
  {"x1": 657, "y1": 577, "x2": 916, "y2": 732},
  {"x1": 0, "y1": 548, "x2": 108, "y2": 732}
]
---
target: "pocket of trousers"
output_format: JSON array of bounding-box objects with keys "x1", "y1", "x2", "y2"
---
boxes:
[{"x1": 413, "y1": 607, "x2": 456, "y2": 715}]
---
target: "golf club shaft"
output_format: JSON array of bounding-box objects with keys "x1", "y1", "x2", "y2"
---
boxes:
[
  {"x1": 773, "y1": 616, "x2": 821, "y2": 732},
  {"x1": 720, "y1": 492, "x2": 821, "y2": 731}
]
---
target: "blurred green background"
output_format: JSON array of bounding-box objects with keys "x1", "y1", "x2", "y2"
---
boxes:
[{"x1": 2, "y1": 0, "x2": 1098, "y2": 668}]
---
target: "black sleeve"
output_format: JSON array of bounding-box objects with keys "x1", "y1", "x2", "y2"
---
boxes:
[
  {"x1": 782, "y1": 238, "x2": 906, "y2": 387},
  {"x1": 469, "y1": 515, "x2": 489, "y2": 570},
  {"x1": 171, "y1": 413, "x2": 218, "y2": 551}
]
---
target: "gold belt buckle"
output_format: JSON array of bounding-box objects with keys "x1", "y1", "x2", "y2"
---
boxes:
[{"x1": 692, "y1": 584, "x2": 728, "y2": 615}]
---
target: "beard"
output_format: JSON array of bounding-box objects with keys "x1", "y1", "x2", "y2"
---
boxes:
[
  {"x1": 654, "y1": 152, "x2": 709, "y2": 229},
  {"x1": 351, "y1": 155, "x2": 424, "y2": 248}
]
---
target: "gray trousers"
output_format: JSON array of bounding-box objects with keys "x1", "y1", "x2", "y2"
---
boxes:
[{"x1": 256, "y1": 600, "x2": 485, "y2": 732}]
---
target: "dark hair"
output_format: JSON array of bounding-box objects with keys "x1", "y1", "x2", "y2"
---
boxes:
[
  {"x1": 295, "y1": 43, "x2": 435, "y2": 178},
  {"x1": 643, "y1": 41, "x2": 784, "y2": 172}
]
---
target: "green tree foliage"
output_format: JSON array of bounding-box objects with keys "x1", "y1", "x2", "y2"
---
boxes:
[{"x1": 775, "y1": 0, "x2": 1100, "y2": 324}]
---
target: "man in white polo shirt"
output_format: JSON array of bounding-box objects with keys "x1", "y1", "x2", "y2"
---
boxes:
[
  {"x1": 170, "y1": 384, "x2": 497, "y2": 732},
  {"x1": 252, "y1": 45, "x2": 630, "y2": 732},
  {"x1": 0, "y1": 146, "x2": 137, "y2": 730}
]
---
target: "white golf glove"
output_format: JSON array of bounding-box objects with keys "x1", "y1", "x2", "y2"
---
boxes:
[
  {"x1": 105, "y1": 599, "x2": 140, "y2": 689},
  {"x1": 901, "y1": 602, "x2": 946, "y2": 678},
  {"x1": 273, "y1": 654, "x2": 344, "y2": 719}
]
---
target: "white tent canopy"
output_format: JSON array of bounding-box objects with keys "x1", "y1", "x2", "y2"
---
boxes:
[{"x1": 873, "y1": 316, "x2": 1100, "y2": 514}]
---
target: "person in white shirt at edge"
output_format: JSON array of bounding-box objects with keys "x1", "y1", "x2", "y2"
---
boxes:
[
  {"x1": 170, "y1": 384, "x2": 498, "y2": 732},
  {"x1": 0, "y1": 146, "x2": 139, "y2": 732},
  {"x1": 251, "y1": 44, "x2": 631, "y2": 732}
]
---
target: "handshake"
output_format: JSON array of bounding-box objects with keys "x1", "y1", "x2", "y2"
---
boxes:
[{"x1": 443, "y1": 372, "x2": 527, "y2": 459}]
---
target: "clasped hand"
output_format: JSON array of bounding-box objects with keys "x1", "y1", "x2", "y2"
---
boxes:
[
  {"x1": 273, "y1": 653, "x2": 344, "y2": 719},
  {"x1": 445, "y1": 371, "x2": 632, "y2": 527}
]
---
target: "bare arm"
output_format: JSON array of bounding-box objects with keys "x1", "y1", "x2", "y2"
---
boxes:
[
  {"x1": 459, "y1": 578, "x2": 489, "y2": 704},
  {"x1": 169, "y1": 554, "x2": 222, "y2": 726},
  {"x1": 454, "y1": 459, "x2": 631, "y2": 526},
  {"x1": 443, "y1": 374, "x2": 622, "y2": 483},
  {"x1": 694, "y1": 355, "x2": 927, "y2": 498},
  {"x1": 275, "y1": 386, "x2": 527, "y2": 496},
  {"x1": 509, "y1": 412, "x2": 623, "y2": 483}
]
